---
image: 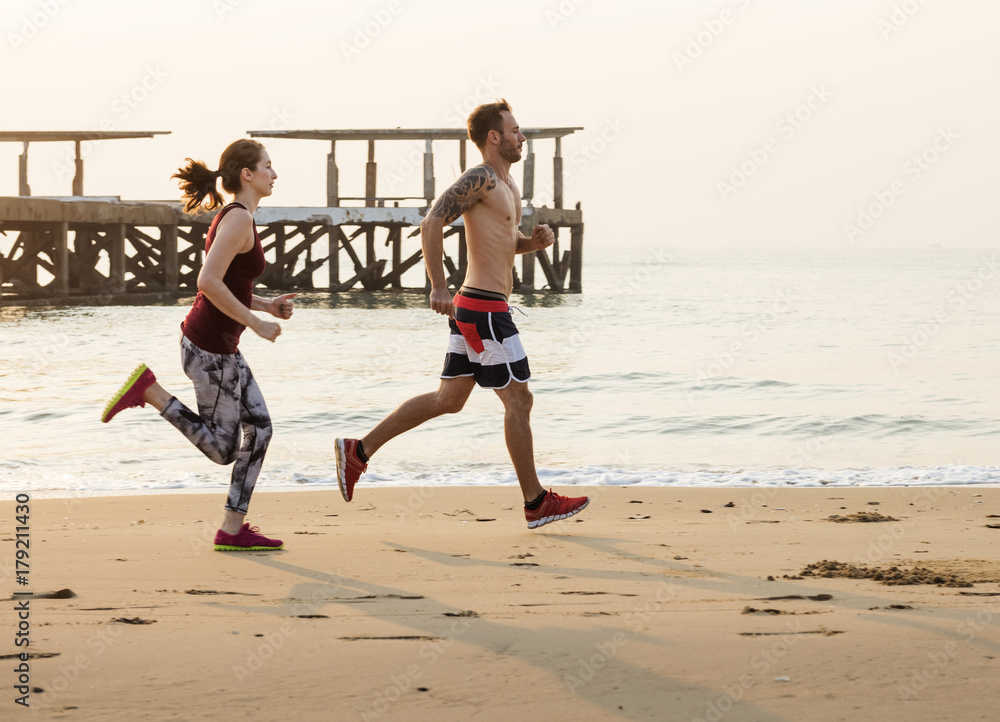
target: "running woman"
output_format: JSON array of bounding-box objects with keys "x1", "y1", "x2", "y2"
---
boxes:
[
  {"x1": 101, "y1": 139, "x2": 294, "y2": 551},
  {"x1": 334, "y1": 100, "x2": 589, "y2": 529}
]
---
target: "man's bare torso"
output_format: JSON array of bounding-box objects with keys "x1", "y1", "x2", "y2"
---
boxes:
[{"x1": 462, "y1": 165, "x2": 522, "y2": 298}]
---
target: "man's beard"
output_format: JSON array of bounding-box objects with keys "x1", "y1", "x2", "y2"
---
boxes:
[{"x1": 498, "y1": 138, "x2": 522, "y2": 163}]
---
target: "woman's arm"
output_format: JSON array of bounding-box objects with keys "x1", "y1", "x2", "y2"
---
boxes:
[
  {"x1": 252, "y1": 293, "x2": 297, "y2": 319},
  {"x1": 197, "y1": 209, "x2": 282, "y2": 342}
]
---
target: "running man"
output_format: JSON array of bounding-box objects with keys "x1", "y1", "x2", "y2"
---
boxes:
[
  {"x1": 101, "y1": 139, "x2": 293, "y2": 551},
  {"x1": 335, "y1": 100, "x2": 589, "y2": 529}
]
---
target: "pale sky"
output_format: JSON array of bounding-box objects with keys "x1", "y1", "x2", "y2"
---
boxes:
[{"x1": 2, "y1": 0, "x2": 998, "y2": 247}]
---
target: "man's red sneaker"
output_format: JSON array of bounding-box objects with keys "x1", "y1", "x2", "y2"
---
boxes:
[
  {"x1": 524, "y1": 490, "x2": 590, "y2": 529},
  {"x1": 335, "y1": 438, "x2": 367, "y2": 502},
  {"x1": 214, "y1": 524, "x2": 284, "y2": 551},
  {"x1": 102, "y1": 364, "x2": 156, "y2": 423}
]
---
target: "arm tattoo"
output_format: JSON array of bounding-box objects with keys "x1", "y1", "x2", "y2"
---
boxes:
[{"x1": 428, "y1": 165, "x2": 497, "y2": 224}]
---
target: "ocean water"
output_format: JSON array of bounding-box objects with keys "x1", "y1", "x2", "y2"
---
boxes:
[{"x1": 1, "y1": 246, "x2": 998, "y2": 499}]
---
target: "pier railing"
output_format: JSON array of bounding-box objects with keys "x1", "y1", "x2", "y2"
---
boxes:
[{"x1": 246, "y1": 127, "x2": 582, "y2": 210}]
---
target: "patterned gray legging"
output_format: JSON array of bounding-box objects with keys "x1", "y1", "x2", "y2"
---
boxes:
[{"x1": 160, "y1": 335, "x2": 272, "y2": 515}]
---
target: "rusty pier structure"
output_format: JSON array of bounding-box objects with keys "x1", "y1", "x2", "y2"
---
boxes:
[{"x1": 0, "y1": 128, "x2": 584, "y2": 306}]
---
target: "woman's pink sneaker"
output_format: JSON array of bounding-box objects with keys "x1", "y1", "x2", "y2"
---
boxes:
[
  {"x1": 101, "y1": 364, "x2": 157, "y2": 423},
  {"x1": 214, "y1": 524, "x2": 284, "y2": 551}
]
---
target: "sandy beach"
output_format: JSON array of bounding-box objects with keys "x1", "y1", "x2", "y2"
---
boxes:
[{"x1": 3, "y1": 485, "x2": 999, "y2": 721}]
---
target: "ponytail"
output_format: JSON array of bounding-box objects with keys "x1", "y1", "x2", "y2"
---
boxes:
[
  {"x1": 173, "y1": 159, "x2": 224, "y2": 213},
  {"x1": 172, "y1": 139, "x2": 265, "y2": 214}
]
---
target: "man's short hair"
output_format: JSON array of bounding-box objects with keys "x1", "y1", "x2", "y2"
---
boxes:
[{"x1": 467, "y1": 99, "x2": 513, "y2": 150}]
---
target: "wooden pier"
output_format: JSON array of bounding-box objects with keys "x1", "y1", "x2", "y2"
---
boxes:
[
  {"x1": 0, "y1": 128, "x2": 584, "y2": 306},
  {"x1": 0, "y1": 130, "x2": 172, "y2": 197}
]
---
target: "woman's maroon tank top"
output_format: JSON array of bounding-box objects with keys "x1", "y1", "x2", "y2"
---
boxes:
[{"x1": 180, "y1": 202, "x2": 266, "y2": 354}]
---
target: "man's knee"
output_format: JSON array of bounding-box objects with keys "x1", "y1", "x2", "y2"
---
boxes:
[
  {"x1": 436, "y1": 379, "x2": 473, "y2": 414},
  {"x1": 503, "y1": 384, "x2": 533, "y2": 414},
  {"x1": 437, "y1": 392, "x2": 467, "y2": 415}
]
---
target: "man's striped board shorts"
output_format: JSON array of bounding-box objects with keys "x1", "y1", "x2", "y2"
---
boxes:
[{"x1": 441, "y1": 292, "x2": 530, "y2": 389}]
